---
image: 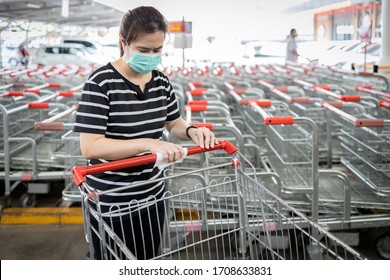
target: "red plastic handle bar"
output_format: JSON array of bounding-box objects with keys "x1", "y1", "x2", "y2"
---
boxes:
[
  {"x1": 251, "y1": 100, "x2": 272, "y2": 107},
  {"x1": 355, "y1": 119, "x2": 384, "y2": 127},
  {"x1": 34, "y1": 122, "x2": 64, "y2": 131},
  {"x1": 289, "y1": 97, "x2": 311, "y2": 104},
  {"x1": 192, "y1": 122, "x2": 213, "y2": 130},
  {"x1": 190, "y1": 88, "x2": 208, "y2": 96},
  {"x1": 339, "y1": 95, "x2": 361, "y2": 102},
  {"x1": 355, "y1": 85, "x2": 372, "y2": 90},
  {"x1": 313, "y1": 85, "x2": 331, "y2": 91},
  {"x1": 379, "y1": 100, "x2": 390, "y2": 108},
  {"x1": 24, "y1": 89, "x2": 41, "y2": 94},
  {"x1": 185, "y1": 104, "x2": 208, "y2": 112},
  {"x1": 187, "y1": 100, "x2": 208, "y2": 105},
  {"x1": 239, "y1": 99, "x2": 250, "y2": 105},
  {"x1": 28, "y1": 102, "x2": 49, "y2": 109},
  {"x1": 234, "y1": 88, "x2": 247, "y2": 94},
  {"x1": 3, "y1": 91, "x2": 24, "y2": 97},
  {"x1": 239, "y1": 99, "x2": 272, "y2": 107},
  {"x1": 321, "y1": 101, "x2": 344, "y2": 108},
  {"x1": 57, "y1": 91, "x2": 74, "y2": 97},
  {"x1": 264, "y1": 116, "x2": 294, "y2": 125},
  {"x1": 72, "y1": 140, "x2": 238, "y2": 186},
  {"x1": 189, "y1": 82, "x2": 203, "y2": 87},
  {"x1": 274, "y1": 86, "x2": 288, "y2": 93},
  {"x1": 13, "y1": 83, "x2": 25, "y2": 88}
]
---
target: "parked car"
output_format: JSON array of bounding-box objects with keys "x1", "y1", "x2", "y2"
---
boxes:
[
  {"x1": 1, "y1": 46, "x2": 20, "y2": 67},
  {"x1": 60, "y1": 37, "x2": 104, "y2": 55},
  {"x1": 30, "y1": 43, "x2": 113, "y2": 66}
]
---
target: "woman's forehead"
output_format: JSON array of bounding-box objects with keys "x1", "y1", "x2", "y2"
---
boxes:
[{"x1": 131, "y1": 31, "x2": 164, "y2": 46}]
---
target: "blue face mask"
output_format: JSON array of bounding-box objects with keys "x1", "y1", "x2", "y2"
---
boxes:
[{"x1": 126, "y1": 51, "x2": 162, "y2": 74}]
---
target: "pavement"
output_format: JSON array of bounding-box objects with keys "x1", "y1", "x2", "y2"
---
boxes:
[
  {"x1": 0, "y1": 223, "x2": 88, "y2": 260},
  {"x1": 0, "y1": 207, "x2": 385, "y2": 260},
  {"x1": 0, "y1": 179, "x2": 385, "y2": 261}
]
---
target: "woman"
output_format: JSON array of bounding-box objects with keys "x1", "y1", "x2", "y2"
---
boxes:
[{"x1": 73, "y1": 6, "x2": 218, "y2": 259}]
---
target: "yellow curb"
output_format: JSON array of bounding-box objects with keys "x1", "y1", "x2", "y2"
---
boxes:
[{"x1": 0, "y1": 207, "x2": 83, "y2": 225}]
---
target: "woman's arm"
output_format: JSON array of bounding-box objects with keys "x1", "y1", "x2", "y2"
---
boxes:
[
  {"x1": 166, "y1": 117, "x2": 218, "y2": 149},
  {"x1": 80, "y1": 133, "x2": 185, "y2": 162}
]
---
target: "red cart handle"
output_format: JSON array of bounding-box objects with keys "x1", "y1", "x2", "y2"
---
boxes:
[
  {"x1": 379, "y1": 100, "x2": 390, "y2": 108},
  {"x1": 72, "y1": 140, "x2": 238, "y2": 186}
]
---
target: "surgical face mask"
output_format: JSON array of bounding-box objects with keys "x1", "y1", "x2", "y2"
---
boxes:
[{"x1": 126, "y1": 50, "x2": 162, "y2": 74}]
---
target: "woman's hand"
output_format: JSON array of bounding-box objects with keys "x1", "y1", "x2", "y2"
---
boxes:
[
  {"x1": 147, "y1": 140, "x2": 185, "y2": 163},
  {"x1": 188, "y1": 126, "x2": 219, "y2": 149}
]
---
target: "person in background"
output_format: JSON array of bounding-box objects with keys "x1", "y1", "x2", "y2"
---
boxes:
[
  {"x1": 285, "y1": 28, "x2": 298, "y2": 63},
  {"x1": 17, "y1": 43, "x2": 29, "y2": 65},
  {"x1": 73, "y1": 6, "x2": 218, "y2": 260}
]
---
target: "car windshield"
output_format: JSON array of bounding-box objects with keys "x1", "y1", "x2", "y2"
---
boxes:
[{"x1": 63, "y1": 40, "x2": 97, "y2": 49}]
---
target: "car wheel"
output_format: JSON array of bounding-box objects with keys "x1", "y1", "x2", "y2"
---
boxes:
[
  {"x1": 376, "y1": 233, "x2": 390, "y2": 260},
  {"x1": 8, "y1": 57, "x2": 18, "y2": 67}
]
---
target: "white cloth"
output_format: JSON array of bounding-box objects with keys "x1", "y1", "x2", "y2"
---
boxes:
[
  {"x1": 154, "y1": 148, "x2": 188, "y2": 170},
  {"x1": 286, "y1": 36, "x2": 298, "y2": 62}
]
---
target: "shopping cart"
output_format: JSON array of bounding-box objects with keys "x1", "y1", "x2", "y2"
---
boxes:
[
  {"x1": 72, "y1": 140, "x2": 365, "y2": 260},
  {"x1": 322, "y1": 101, "x2": 390, "y2": 196}
]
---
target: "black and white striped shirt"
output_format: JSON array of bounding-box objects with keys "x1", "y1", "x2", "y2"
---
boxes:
[{"x1": 73, "y1": 63, "x2": 181, "y2": 211}]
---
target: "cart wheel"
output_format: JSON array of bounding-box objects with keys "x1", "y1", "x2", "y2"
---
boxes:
[
  {"x1": 56, "y1": 199, "x2": 73, "y2": 208},
  {"x1": 230, "y1": 232, "x2": 246, "y2": 253},
  {"x1": 375, "y1": 233, "x2": 390, "y2": 260},
  {"x1": 0, "y1": 195, "x2": 12, "y2": 211},
  {"x1": 19, "y1": 193, "x2": 37, "y2": 208},
  {"x1": 230, "y1": 232, "x2": 255, "y2": 257}
]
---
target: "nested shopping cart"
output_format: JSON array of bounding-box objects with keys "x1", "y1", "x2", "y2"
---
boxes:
[
  {"x1": 0, "y1": 82, "x2": 82, "y2": 207},
  {"x1": 72, "y1": 140, "x2": 365, "y2": 260},
  {"x1": 322, "y1": 101, "x2": 390, "y2": 197}
]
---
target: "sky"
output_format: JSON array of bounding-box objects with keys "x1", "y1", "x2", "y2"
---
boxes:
[{"x1": 95, "y1": 0, "x2": 316, "y2": 41}]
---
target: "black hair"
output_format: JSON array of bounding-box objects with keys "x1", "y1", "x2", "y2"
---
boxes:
[
  {"x1": 290, "y1": 28, "x2": 297, "y2": 34},
  {"x1": 119, "y1": 6, "x2": 168, "y2": 57}
]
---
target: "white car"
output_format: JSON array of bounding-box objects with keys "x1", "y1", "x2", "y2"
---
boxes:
[
  {"x1": 1, "y1": 46, "x2": 20, "y2": 67},
  {"x1": 30, "y1": 43, "x2": 113, "y2": 66},
  {"x1": 60, "y1": 37, "x2": 104, "y2": 55}
]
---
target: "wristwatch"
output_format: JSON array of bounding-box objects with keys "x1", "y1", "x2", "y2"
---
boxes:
[{"x1": 185, "y1": 125, "x2": 198, "y2": 139}]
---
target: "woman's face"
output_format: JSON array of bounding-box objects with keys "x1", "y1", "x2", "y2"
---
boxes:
[{"x1": 125, "y1": 31, "x2": 164, "y2": 58}]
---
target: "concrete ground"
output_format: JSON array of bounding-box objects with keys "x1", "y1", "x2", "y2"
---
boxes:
[
  {"x1": 0, "y1": 179, "x2": 386, "y2": 260},
  {"x1": 0, "y1": 220, "x2": 385, "y2": 260},
  {"x1": 0, "y1": 224, "x2": 88, "y2": 260}
]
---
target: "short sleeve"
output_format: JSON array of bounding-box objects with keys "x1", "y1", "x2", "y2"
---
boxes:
[
  {"x1": 73, "y1": 79, "x2": 109, "y2": 135},
  {"x1": 166, "y1": 81, "x2": 181, "y2": 122}
]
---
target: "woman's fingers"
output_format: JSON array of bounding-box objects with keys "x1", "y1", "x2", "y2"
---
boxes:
[
  {"x1": 192, "y1": 127, "x2": 218, "y2": 149},
  {"x1": 161, "y1": 144, "x2": 185, "y2": 162}
]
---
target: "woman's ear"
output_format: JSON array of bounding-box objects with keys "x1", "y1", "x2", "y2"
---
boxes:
[{"x1": 120, "y1": 37, "x2": 127, "y2": 48}]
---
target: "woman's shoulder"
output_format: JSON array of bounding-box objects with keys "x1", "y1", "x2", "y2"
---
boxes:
[
  {"x1": 152, "y1": 69, "x2": 172, "y2": 85},
  {"x1": 87, "y1": 63, "x2": 117, "y2": 82}
]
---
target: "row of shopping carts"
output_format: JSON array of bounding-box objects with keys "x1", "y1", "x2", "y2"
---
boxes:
[
  {"x1": 0, "y1": 64, "x2": 95, "y2": 207},
  {"x1": 162, "y1": 62, "x2": 390, "y2": 259},
  {"x1": 1, "y1": 61, "x2": 389, "y2": 260}
]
